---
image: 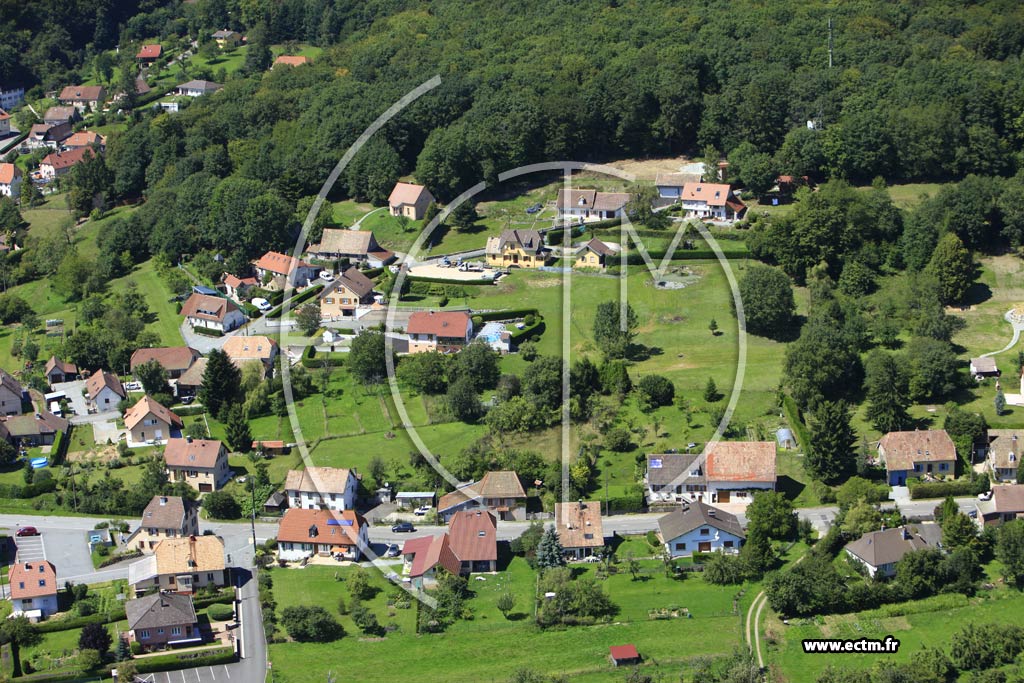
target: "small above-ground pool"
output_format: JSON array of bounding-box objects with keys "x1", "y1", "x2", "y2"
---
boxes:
[{"x1": 30, "y1": 457, "x2": 48, "y2": 469}]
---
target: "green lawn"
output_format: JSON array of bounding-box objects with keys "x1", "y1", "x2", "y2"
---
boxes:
[
  {"x1": 267, "y1": 549, "x2": 755, "y2": 683},
  {"x1": 766, "y1": 582, "x2": 1024, "y2": 683}
]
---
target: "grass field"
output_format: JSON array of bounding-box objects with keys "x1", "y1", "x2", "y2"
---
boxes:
[
  {"x1": 266, "y1": 543, "x2": 785, "y2": 683},
  {"x1": 765, "y1": 579, "x2": 1024, "y2": 683}
]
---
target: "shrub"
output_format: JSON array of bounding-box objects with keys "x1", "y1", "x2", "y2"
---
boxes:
[
  {"x1": 207, "y1": 603, "x2": 235, "y2": 622},
  {"x1": 130, "y1": 640, "x2": 142, "y2": 655},
  {"x1": 191, "y1": 326, "x2": 224, "y2": 337},
  {"x1": 908, "y1": 475, "x2": 989, "y2": 500},
  {"x1": 603, "y1": 426, "x2": 632, "y2": 452},
  {"x1": 281, "y1": 605, "x2": 345, "y2": 643},
  {"x1": 637, "y1": 374, "x2": 675, "y2": 410}
]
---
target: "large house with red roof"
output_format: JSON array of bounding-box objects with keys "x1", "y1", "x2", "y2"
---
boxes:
[
  {"x1": 678, "y1": 182, "x2": 746, "y2": 222},
  {"x1": 406, "y1": 311, "x2": 473, "y2": 353},
  {"x1": 124, "y1": 395, "x2": 182, "y2": 445},
  {"x1": 39, "y1": 147, "x2": 94, "y2": 180},
  {"x1": 880, "y1": 429, "x2": 957, "y2": 486},
  {"x1": 136, "y1": 44, "x2": 162, "y2": 63},
  {"x1": 276, "y1": 508, "x2": 369, "y2": 562},
  {"x1": 402, "y1": 509, "x2": 498, "y2": 587},
  {"x1": 252, "y1": 251, "x2": 318, "y2": 290},
  {"x1": 645, "y1": 442, "x2": 777, "y2": 506},
  {"x1": 130, "y1": 347, "x2": 201, "y2": 380},
  {"x1": 163, "y1": 437, "x2": 230, "y2": 492}
]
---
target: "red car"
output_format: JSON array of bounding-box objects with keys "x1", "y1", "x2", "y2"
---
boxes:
[{"x1": 16, "y1": 527, "x2": 39, "y2": 537}]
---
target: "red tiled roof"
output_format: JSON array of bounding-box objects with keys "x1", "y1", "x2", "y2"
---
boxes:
[
  {"x1": 388, "y1": 182, "x2": 431, "y2": 207},
  {"x1": 224, "y1": 274, "x2": 257, "y2": 288},
  {"x1": 164, "y1": 438, "x2": 224, "y2": 469},
  {"x1": 44, "y1": 356, "x2": 77, "y2": 377},
  {"x1": 448, "y1": 509, "x2": 497, "y2": 563},
  {"x1": 402, "y1": 534, "x2": 461, "y2": 578},
  {"x1": 180, "y1": 293, "x2": 240, "y2": 324},
  {"x1": 8, "y1": 561, "x2": 57, "y2": 599},
  {"x1": 124, "y1": 395, "x2": 183, "y2": 431},
  {"x1": 610, "y1": 645, "x2": 639, "y2": 661},
  {"x1": 407, "y1": 311, "x2": 471, "y2": 337},
  {"x1": 704, "y1": 442, "x2": 776, "y2": 482},
  {"x1": 680, "y1": 182, "x2": 734, "y2": 207},
  {"x1": 0, "y1": 163, "x2": 20, "y2": 185},
  {"x1": 40, "y1": 147, "x2": 93, "y2": 171},
  {"x1": 130, "y1": 347, "x2": 200, "y2": 373},
  {"x1": 0, "y1": 108, "x2": 8, "y2": 121},
  {"x1": 254, "y1": 251, "x2": 313, "y2": 275},
  {"x1": 137, "y1": 44, "x2": 162, "y2": 59},
  {"x1": 277, "y1": 508, "x2": 365, "y2": 547},
  {"x1": 64, "y1": 131, "x2": 104, "y2": 148}
]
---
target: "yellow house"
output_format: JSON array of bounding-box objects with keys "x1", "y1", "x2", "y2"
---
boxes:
[
  {"x1": 211, "y1": 30, "x2": 241, "y2": 48},
  {"x1": 485, "y1": 229, "x2": 550, "y2": 269},
  {"x1": 320, "y1": 267, "x2": 376, "y2": 320},
  {"x1": 574, "y1": 238, "x2": 614, "y2": 270}
]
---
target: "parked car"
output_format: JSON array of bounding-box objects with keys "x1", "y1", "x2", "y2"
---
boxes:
[
  {"x1": 319, "y1": 270, "x2": 334, "y2": 281},
  {"x1": 413, "y1": 505, "x2": 431, "y2": 516},
  {"x1": 525, "y1": 203, "x2": 543, "y2": 214},
  {"x1": 385, "y1": 544, "x2": 401, "y2": 557},
  {"x1": 252, "y1": 297, "x2": 273, "y2": 312},
  {"x1": 391, "y1": 522, "x2": 415, "y2": 533},
  {"x1": 16, "y1": 527, "x2": 39, "y2": 537}
]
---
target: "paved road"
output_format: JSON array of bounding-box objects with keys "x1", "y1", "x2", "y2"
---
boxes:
[{"x1": 0, "y1": 520, "x2": 99, "y2": 583}]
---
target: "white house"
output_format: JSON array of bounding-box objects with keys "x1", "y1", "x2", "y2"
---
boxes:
[
  {"x1": 175, "y1": 80, "x2": 222, "y2": 98},
  {"x1": 284, "y1": 467, "x2": 359, "y2": 511},
  {"x1": 406, "y1": 311, "x2": 473, "y2": 353},
  {"x1": 0, "y1": 162, "x2": 21, "y2": 199},
  {"x1": 0, "y1": 108, "x2": 10, "y2": 137},
  {"x1": 555, "y1": 189, "x2": 630, "y2": 223},
  {"x1": 85, "y1": 368, "x2": 125, "y2": 413},
  {"x1": 844, "y1": 525, "x2": 939, "y2": 578},
  {"x1": 659, "y1": 501, "x2": 745, "y2": 558},
  {"x1": 8, "y1": 561, "x2": 59, "y2": 617},
  {"x1": 252, "y1": 251, "x2": 318, "y2": 290},
  {"x1": 645, "y1": 442, "x2": 777, "y2": 506},
  {"x1": 678, "y1": 182, "x2": 746, "y2": 222},
  {"x1": 179, "y1": 293, "x2": 245, "y2": 332},
  {"x1": 276, "y1": 508, "x2": 369, "y2": 562}
]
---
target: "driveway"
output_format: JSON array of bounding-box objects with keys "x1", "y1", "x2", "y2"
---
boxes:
[
  {"x1": 50, "y1": 380, "x2": 88, "y2": 420},
  {"x1": 14, "y1": 534, "x2": 45, "y2": 563},
  {"x1": 180, "y1": 322, "x2": 230, "y2": 354}
]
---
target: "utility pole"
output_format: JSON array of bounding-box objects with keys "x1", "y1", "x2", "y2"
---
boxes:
[
  {"x1": 250, "y1": 474, "x2": 258, "y2": 554},
  {"x1": 828, "y1": 18, "x2": 833, "y2": 69}
]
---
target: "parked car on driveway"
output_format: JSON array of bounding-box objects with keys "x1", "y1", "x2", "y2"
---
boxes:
[
  {"x1": 385, "y1": 544, "x2": 401, "y2": 557},
  {"x1": 16, "y1": 527, "x2": 39, "y2": 537},
  {"x1": 413, "y1": 506, "x2": 431, "y2": 516},
  {"x1": 391, "y1": 522, "x2": 415, "y2": 533},
  {"x1": 252, "y1": 298, "x2": 273, "y2": 312}
]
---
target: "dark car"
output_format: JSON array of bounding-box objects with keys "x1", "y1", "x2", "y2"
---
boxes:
[
  {"x1": 385, "y1": 544, "x2": 401, "y2": 558},
  {"x1": 391, "y1": 522, "x2": 415, "y2": 533},
  {"x1": 16, "y1": 527, "x2": 39, "y2": 537},
  {"x1": 525, "y1": 203, "x2": 543, "y2": 214}
]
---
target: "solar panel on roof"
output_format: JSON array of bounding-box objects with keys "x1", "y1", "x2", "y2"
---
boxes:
[
  {"x1": 326, "y1": 519, "x2": 353, "y2": 526},
  {"x1": 650, "y1": 458, "x2": 662, "y2": 468}
]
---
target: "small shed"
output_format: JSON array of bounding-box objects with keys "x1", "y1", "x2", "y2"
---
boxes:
[
  {"x1": 192, "y1": 285, "x2": 220, "y2": 296},
  {"x1": 396, "y1": 491, "x2": 436, "y2": 510},
  {"x1": 776, "y1": 427, "x2": 796, "y2": 450},
  {"x1": 253, "y1": 440, "x2": 290, "y2": 455},
  {"x1": 970, "y1": 357, "x2": 1000, "y2": 379},
  {"x1": 264, "y1": 491, "x2": 287, "y2": 513},
  {"x1": 609, "y1": 645, "x2": 641, "y2": 667}
]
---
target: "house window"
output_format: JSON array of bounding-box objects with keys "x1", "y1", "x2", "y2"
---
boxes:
[
  {"x1": 38, "y1": 579, "x2": 46, "y2": 587},
  {"x1": 206, "y1": 573, "x2": 214, "y2": 581},
  {"x1": 171, "y1": 627, "x2": 181, "y2": 636},
  {"x1": 675, "y1": 543, "x2": 686, "y2": 551},
  {"x1": 913, "y1": 464, "x2": 921, "y2": 472},
  {"x1": 157, "y1": 628, "x2": 164, "y2": 635},
  {"x1": 139, "y1": 630, "x2": 150, "y2": 639},
  {"x1": 700, "y1": 528, "x2": 710, "y2": 536},
  {"x1": 939, "y1": 463, "x2": 948, "y2": 471},
  {"x1": 724, "y1": 541, "x2": 734, "y2": 548}
]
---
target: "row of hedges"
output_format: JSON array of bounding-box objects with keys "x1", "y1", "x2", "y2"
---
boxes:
[
  {"x1": 908, "y1": 475, "x2": 990, "y2": 500},
  {"x1": 362, "y1": 267, "x2": 385, "y2": 279},
  {"x1": 781, "y1": 395, "x2": 810, "y2": 453},
  {"x1": 193, "y1": 588, "x2": 236, "y2": 609},
  {"x1": 0, "y1": 478, "x2": 58, "y2": 500},
  {"x1": 474, "y1": 308, "x2": 539, "y2": 323},
  {"x1": 408, "y1": 281, "x2": 473, "y2": 298},
  {"x1": 97, "y1": 549, "x2": 142, "y2": 568},
  {"x1": 407, "y1": 274, "x2": 495, "y2": 287},
  {"x1": 509, "y1": 319, "x2": 544, "y2": 345},
  {"x1": 37, "y1": 607, "x2": 126, "y2": 633},
  {"x1": 192, "y1": 326, "x2": 224, "y2": 337},
  {"x1": 606, "y1": 492, "x2": 645, "y2": 513},
  {"x1": 171, "y1": 405, "x2": 206, "y2": 417},
  {"x1": 129, "y1": 646, "x2": 236, "y2": 675},
  {"x1": 301, "y1": 345, "x2": 345, "y2": 368},
  {"x1": 265, "y1": 283, "x2": 325, "y2": 319},
  {"x1": 49, "y1": 428, "x2": 68, "y2": 466}
]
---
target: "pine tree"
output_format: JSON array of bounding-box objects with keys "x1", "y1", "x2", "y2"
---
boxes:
[
  {"x1": 199, "y1": 348, "x2": 242, "y2": 420},
  {"x1": 225, "y1": 405, "x2": 253, "y2": 454},
  {"x1": 995, "y1": 389, "x2": 1007, "y2": 416},
  {"x1": 535, "y1": 525, "x2": 566, "y2": 570},
  {"x1": 864, "y1": 350, "x2": 912, "y2": 433},
  {"x1": 703, "y1": 377, "x2": 719, "y2": 403},
  {"x1": 807, "y1": 400, "x2": 856, "y2": 484}
]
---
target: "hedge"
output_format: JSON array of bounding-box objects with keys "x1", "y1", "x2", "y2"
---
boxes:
[
  {"x1": 130, "y1": 646, "x2": 236, "y2": 674},
  {"x1": 0, "y1": 477, "x2": 58, "y2": 500},
  {"x1": 475, "y1": 308, "x2": 539, "y2": 322},
  {"x1": 192, "y1": 326, "x2": 224, "y2": 337},
  {"x1": 781, "y1": 395, "x2": 810, "y2": 453},
  {"x1": 362, "y1": 267, "x2": 385, "y2": 279},
  {"x1": 606, "y1": 492, "x2": 645, "y2": 513},
  {"x1": 37, "y1": 607, "x2": 127, "y2": 633},
  {"x1": 97, "y1": 549, "x2": 142, "y2": 568},
  {"x1": 407, "y1": 274, "x2": 495, "y2": 287},
  {"x1": 207, "y1": 603, "x2": 235, "y2": 621},
  {"x1": 301, "y1": 345, "x2": 346, "y2": 368},
  {"x1": 908, "y1": 475, "x2": 990, "y2": 500},
  {"x1": 265, "y1": 283, "x2": 325, "y2": 319},
  {"x1": 171, "y1": 405, "x2": 206, "y2": 417},
  {"x1": 508, "y1": 320, "x2": 545, "y2": 345},
  {"x1": 192, "y1": 589, "x2": 236, "y2": 609}
]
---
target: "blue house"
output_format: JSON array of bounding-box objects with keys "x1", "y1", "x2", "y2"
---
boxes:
[{"x1": 659, "y1": 500, "x2": 745, "y2": 558}]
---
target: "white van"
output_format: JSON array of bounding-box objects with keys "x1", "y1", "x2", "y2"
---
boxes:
[
  {"x1": 49, "y1": 401, "x2": 62, "y2": 417},
  {"x1": 252, "y1": 298, "x2": 273, "y2": 312}
]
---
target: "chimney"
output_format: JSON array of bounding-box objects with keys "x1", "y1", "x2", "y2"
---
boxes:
[
  {"x1": 160, "y1": 496, "x2": 167, "y2": 505},
  {"x1": 186, "y1": 435, "x2": 193, "y2": 443}
]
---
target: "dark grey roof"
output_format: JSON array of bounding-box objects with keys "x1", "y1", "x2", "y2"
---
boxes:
[
  {"x1": 0, "y1": 368, "x2": 23, "y2": 396},
  {"x1": 844, "y1": 526, "x2": 935, "y2": 568},
  {"x1": 126, "y1": 592, "x2": 198, "y2": 631},
  {"x1": 646, "y1": 453, "x2": 701, "y2": 486},
  {"x1": 658, "y1": 501, "x2": 745, "y2": 541}
]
